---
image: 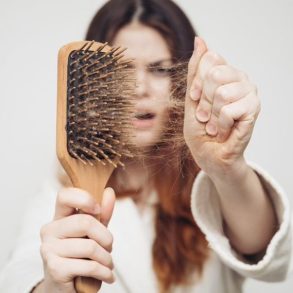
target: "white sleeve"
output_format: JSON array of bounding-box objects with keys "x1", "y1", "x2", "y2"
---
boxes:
[
  {"x1": 0, "y1": 180, "x2": 58, "y2": 293},
  {"x1": 190, "y1": 162, "x2": 292, "y2": 282}
]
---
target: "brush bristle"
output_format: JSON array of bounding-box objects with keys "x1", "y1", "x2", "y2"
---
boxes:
[{"x1": 66, "y1": 41, "x2": 135, "y2": 167}]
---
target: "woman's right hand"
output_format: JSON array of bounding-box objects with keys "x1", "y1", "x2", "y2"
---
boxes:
[{"x1": 36, "y1": 187, "x2": 116, "y2": 293}]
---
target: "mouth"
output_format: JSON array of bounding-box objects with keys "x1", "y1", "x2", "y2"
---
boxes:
[
  {"x1": 132, "y1": 111, "x2": 157, "y2": 129},
  {"x1": 134, "y1": 112, "x2": 156, "y2": 120}
]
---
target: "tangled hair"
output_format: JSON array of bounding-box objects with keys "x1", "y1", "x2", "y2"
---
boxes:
[{"x1": 86, "y1": 0, "x2": 209, "y2": 291}]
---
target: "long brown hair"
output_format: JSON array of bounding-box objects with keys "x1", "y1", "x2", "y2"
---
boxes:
[{"x1": 86, "y1": 0, "x2": 209, "y2": 291}]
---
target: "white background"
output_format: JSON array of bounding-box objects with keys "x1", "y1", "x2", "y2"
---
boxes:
[{"x1": 0, "y1": 0, "x2": 292, "y2": 292}]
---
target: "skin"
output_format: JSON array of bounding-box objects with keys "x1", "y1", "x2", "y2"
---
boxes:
[
  {"x1": 185, "y1": 37, "x2": 276, "y2": 254},
  {"x1": 114, "y1": 22, "x2": 172, "y2": 147},
  {"x1": 34, "y1": 23, "x2": 277, "y2": 292}
]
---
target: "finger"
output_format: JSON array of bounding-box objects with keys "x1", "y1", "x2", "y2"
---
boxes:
[
  {"x1": 45, "y1": 238, "x2": 113, "y2": 269},
  {"x1": 195, "y1": 55, "x2": 226, "y2": 122},
  {"x1": 212, "y1": 81, "x2": 256, "y2": 117},
  {"x1": 54, "y1": 188, "x2": 101, "y2": 220},
  {"x1": 45, "y1": 255, "x2": 114, "y2": 284},
  {"x1": 100, "y1": 188, "x2": 116, "y2": 227},
  {"x1": 43, "y1": 214, "x2": 113, "y2": 252},
  {"x1": 203, "y1": 65, "x2": 248, "y2": 103},
  {"x1": 185, "y1": 37, "x2": 208, "y2": 130},
  {"x1": 217, "y1": 93, "x2": 259, "y2": 142},
  {"x1": 188, "y1": 37, "x2": 208, "y2": 100},
  {"x1": 205, "y1": 81, "x2": 256, "y2": 136},
  {"x1": 197, "y1": 52, "x2": 227, "y2": 83}
]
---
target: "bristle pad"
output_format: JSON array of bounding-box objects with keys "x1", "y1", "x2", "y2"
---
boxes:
[{"x1": 66, "y1": 42, "x2": 134, "y2": 166}]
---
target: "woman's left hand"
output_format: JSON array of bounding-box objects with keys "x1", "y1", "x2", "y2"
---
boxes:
[{"x1": 184, "y1": 37, "x2": 260, "y2": 179}]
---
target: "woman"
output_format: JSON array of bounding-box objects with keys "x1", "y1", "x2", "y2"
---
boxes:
[{"x1": 0, "y1": 0, "x2": 291, "y2": 292}]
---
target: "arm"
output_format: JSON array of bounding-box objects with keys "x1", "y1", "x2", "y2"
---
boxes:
[
  {"x1": 210, "y1": 160, "x2": 277, "y2": 255},
  {"x1": 190, "y1": 163, "x2": 291, "y2": 281},
  {"x1": 184, "y1": 37, "x2": 277, "y2": 255}
]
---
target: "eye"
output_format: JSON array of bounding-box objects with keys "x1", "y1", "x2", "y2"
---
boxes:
[
  {"x1": 148, "y1": 65, "x2": 172, "y2": 77},
  {"x1": 125, "y1": 63, "x2": 135, "y2": 70}
]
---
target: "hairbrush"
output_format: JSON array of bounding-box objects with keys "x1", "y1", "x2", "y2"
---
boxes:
[{"x1": 57, "y1": 40, "x2": 134, "y2": 293}]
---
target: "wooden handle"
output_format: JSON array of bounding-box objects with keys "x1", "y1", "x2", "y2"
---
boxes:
[
  {"x1": 75, "y1": 276, "x2": 102, "y2": 293},
  {"x1": 68, "y1": 162, "x2": 114, "y2": 293}
]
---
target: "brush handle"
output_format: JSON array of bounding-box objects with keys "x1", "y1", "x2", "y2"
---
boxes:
[
  {"x1": 69, "y1": 162, "x2": 115, "y2": 293},
  {"x1": 75, "y1": 277, "x2": 102, "y2": 293},
  {"x1": 58, "y1": 158, "x2": 115, "y2": 293}
]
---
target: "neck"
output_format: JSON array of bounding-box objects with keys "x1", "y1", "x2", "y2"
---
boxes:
[
  {"x1": 126, "y1": 159, "x2": 152, "y2": 189},
  {"x1": 114, "y1": 159, "x2": 154, "y2": 205}
]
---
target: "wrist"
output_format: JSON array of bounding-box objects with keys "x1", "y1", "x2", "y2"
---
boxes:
[{"x1": 207, "y1": 156, "x2": 250, "y2": 186}]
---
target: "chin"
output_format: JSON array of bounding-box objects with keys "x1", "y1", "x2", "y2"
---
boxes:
[{"x1": 132, "y1": 130, "x2": 161, "y2": 148}]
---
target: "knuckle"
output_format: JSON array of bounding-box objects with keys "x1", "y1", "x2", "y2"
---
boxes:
[
  {"x1": 79, "y1": 214, "x2": 95, "y2": 231},
  {"x1": 88, "y1": 262, "x2": 114, "y2": 283},
  {"x1": 207, "y1": 51, "x2": 222, "y2": 63},
  {"x1": 219, "y1": 106, "x2": 231, "y2": 120},
  {"x1": 105, "y1": 255, "x2": 114, "y2": 269},
  {"x1": 239, "y1": 70, "x2": 248, "y2": 80},
  {"x1": 101, "y1": 267, "x2": 114, "y2": 283},
  {"x1": 40, "y1": 243, "x2": 51, "y2": 260},
  {"x1": 56, "y1": 188, "x2": 70, "y2": 207},
  {"x1": 256, "y1": 101, "x2": 261, "y2": 115},
  {"x1": 215, "y1": 86, "x2": 229, "y2": 102},
  {"x1": 40, "y1": 223, "x2": 50, "y2": 240},
  {"x1": 80, "y1": 194, "x2": 94, "y2": 209},
  {"x1": 105, "y1": 232, "x2": 114, "y2": 251},
  {"x1": 208, "y1": 67, "x2": 222, "y2": 83}
]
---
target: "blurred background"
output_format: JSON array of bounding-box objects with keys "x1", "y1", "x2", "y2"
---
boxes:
[{"x1": 0, "y1": 0, "x2": 292, "y2": 292}]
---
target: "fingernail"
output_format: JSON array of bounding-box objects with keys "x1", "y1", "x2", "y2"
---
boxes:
[
  {"x1": 196, "y1": 109, "x2": 209, "y2": 122},
  {"x1": 206, "y1": 122, "x2": 218, "y2": 136}
]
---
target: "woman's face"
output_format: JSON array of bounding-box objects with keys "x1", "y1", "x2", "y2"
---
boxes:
[{"x1": 112, "y1": 22, "x2": 172, "y2": 148}]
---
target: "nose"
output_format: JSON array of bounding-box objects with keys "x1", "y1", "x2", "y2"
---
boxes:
[{"x1": 135, "y1": 68, "x2": 149, "y2": 98}]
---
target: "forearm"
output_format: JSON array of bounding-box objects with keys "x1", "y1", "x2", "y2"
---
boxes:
[{"x1": 210, "y1": 161, "x2": 278, "y2": 255}]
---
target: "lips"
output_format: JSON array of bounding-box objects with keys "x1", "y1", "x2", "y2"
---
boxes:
[
  {"x1": 132, "y1": 109, "x2": 157, "y2": 128},
  {"x1": 134, "y1": 112, "x2": 156, "y2": 120}
]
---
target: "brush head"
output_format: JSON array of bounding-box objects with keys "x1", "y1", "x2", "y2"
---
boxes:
[{"x1": 58, "y1": 41, "x2": 135, "y2": 168}]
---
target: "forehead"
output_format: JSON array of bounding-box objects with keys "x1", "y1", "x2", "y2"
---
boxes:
[{"x1": 112, "y1": 23, "x2": 171, "y2": 63}]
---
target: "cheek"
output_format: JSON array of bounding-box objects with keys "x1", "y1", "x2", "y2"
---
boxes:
[
  {"x1": 151, "y1": 78, "x2": 171, "y2": 100},
  {"x1": 151, "y1": 79, "x2": 171, "y2": 125}
]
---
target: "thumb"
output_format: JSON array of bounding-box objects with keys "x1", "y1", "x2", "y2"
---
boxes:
[
  {"x1": 187, "y1": 37, "x2": 208, "y2": 92},
  {"x1": 184, "y1": 38, "x2": 208, "y2": 143},
  {"x1": 184, "y1": 37, "x2": 208, "y2": 126},
  {"x1": 100, "y1": 187, "x2": 116, "y2": 227}
]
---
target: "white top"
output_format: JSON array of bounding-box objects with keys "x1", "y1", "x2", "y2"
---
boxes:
[{"x1": 0, "y1": 162, "x2": 292, "y2": 293}]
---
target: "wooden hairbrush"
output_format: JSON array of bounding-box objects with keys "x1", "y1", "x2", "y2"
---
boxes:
[{"x1": 56, "y1": 41, "x2": 134, "y2": 293}]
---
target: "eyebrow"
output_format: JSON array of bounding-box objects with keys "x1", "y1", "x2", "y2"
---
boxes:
[{"x1": 148, "y1": 58, "x2": 173, "y2": 67}]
